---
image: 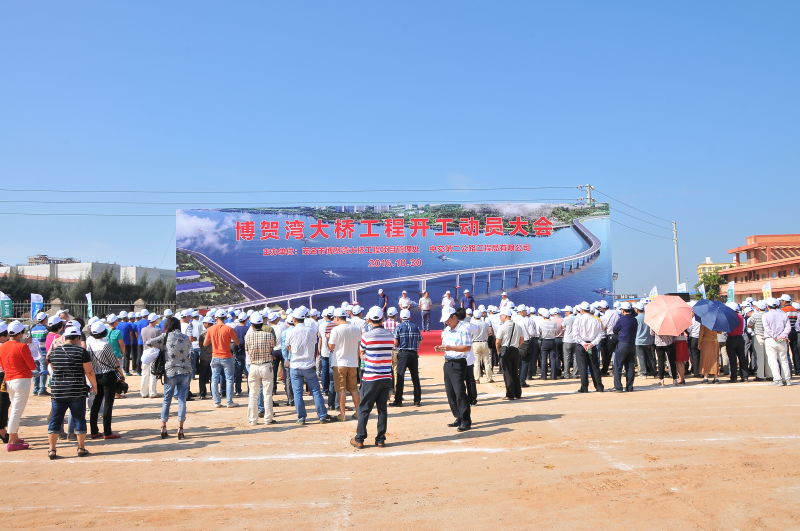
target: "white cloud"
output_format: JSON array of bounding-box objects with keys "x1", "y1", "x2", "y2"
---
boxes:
[{"x1": 175, "y1": 210, "x2": 241, "y2": 253}]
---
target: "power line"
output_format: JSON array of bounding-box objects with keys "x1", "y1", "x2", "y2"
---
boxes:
[
  {"x1": 604, "y1": 203, "x2": 672, "y2": 231},
  {"x1": 594, "y1": 189, "x2": 672, "y2": 223},
  {"x1": 611, "y1": 219, "x2": 672, "y2": 240},
  {"x1": 0, "y1": 197, "x2": 578, "y2": 206},
  {"x1": 0, "y1": 185, "x2": 577, "y2": 195}
]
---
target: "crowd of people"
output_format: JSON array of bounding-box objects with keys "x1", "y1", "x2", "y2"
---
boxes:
[{"x1": 0, "y1": 290, "x2": 797, "y2": 456}]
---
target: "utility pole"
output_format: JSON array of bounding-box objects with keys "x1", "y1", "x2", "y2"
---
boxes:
[
  {"x1": 577, "y1": 184, "x2": 595, "y2": 206},
  {"x1": 672, "y1": 221, "x2": 681, "y2": 292}
]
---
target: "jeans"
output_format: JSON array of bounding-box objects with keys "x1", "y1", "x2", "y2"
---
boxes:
[
  {"x1": 34, "y1": 359, "x2": 48, "y2": 394},
  {"x1": 90, "y1": 372, "x2": 117, "y2": 436},
  {"x1": 327, "y1": 363, "x2": 337, "y2": 409},
  {"x1": 162, "y1": 373, "x2": 191, "y2": 422},
  {"x1": 395, "y1": 350, "x2": 422, "y2": 403},
  {"x1": 290, "y1": 366, "x2": 328, "y2": 421},
  {"x1": 421, "y1": 310, "x2": 431, "y2": 331},
  {"x1": 49, "y1": 397, "x2": 87, "y2": 434},
  {"x1": 234, "y1": 352, "x2": 247, "y2": 394},
  {"x1": 198, "y1": 356, "x2": 212, "y2": 397},
  {"x1": 355, "y1": 379, "x2": 392, "y2": 443},
  {"x1": 211, "y1": 357, "x2": 236, "y2": 405},
  {"x1": 248, "y1": 362, "x2": 274, "y2": 423},
  {"x1": 67, "y1": 394, "x2": 94, "y2": 435},
  {"x1": 635, "y1": 344, "x2": 656, "y2": 375},
  {"x1": 540, "y1": 338, "x2": 559, "y2": 379},
  {"x1": 190, "y1": 348, "x2": 200, "y2": 378},
  {"x1": 320, "y1": 356, "x2": 331, "y2": 394}
]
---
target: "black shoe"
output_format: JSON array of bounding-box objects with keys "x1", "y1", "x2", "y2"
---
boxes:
[
  {"x1": 457, "y1": 424, "x2": 471, "y2": 432},
  {"x1": 469, "y1": 400, "x2": 478, "y2": 406},
  {"x1": 625, "y1": 387, "x2": 634, "y2": 392},
  {"x1": 577, "y1": 388, "x2": 589, "y2": 393},
  {"x1": 375, "y1": 441, "x2": 386, "y2": 448},
  {"x1": 520, "y1": 383, "x2": 530, "y2": 388},
  {"x1": 389, "y1": 402, "x2": 403, "y2": 407},
  {"x1": 596, "y1": 386, "x2": 605, "y2": 392},
  {"x1": 609, "y1": 388, "x2": 623, "y2": 392},
  {"x1": 413, "y1": 401, "x2": 421, "y2": 407},
  {"x1": 258, "y1": 411, "x2": 265, "y2": 418},
  {"x1": 320, "y1": 416, "x2": 338, "y2": 423},
  {"x1": 447, "y1": 420, "x2": 461, "y2": 427}
]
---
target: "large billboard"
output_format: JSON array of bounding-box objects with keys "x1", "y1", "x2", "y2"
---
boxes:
[{"x1": 176, "y1": 202, "x2": 612, "y2": 321}]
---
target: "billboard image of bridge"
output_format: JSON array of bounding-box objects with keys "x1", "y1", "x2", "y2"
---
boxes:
[{"x1": 176, "y1": 202, "x2": 612, "y2": 319}]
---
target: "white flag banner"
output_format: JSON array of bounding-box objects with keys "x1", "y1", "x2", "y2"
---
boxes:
[
  {"x1": 85, "y1": 292, "x2": 93, "y2": 318},
  {"x1": 677, "y1": 282, "x2": 688, "y2": 293},
  {"x1": 648, "y1": 285, "x2": 659, "y2": 298},
  {"x1": 699, "y1": 283, "x2": 706, "y2": 299}
]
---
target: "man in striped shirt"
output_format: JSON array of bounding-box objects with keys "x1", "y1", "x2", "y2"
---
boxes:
[{"x1": 351, "y1": 306, "x2": 394, "y2": 449}]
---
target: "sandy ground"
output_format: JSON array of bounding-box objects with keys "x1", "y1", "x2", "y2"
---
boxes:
[{"x1": 4, "y1": 356, "x2": 800, "y2": 530}]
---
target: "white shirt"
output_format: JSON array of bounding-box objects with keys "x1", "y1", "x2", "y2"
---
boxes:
[
  {"x1": 572, "y1": 313, "x2": 604, "y2": 347},
  {"x1": 496, "y1": 319, "x2": 523, "y2": 347},
  {"x1": 470, "y1": 318, "x2": 491, "y2": 342},
  {"x1": 398, "y1": 296, "x2": 412, "y2": 309},
  {"x1": 512, "y1": 314, "x2": 531, "y2": 340},
  {"x1": 601, "y1": 309, "x2": 620, "y2": 335},
  {"x1": 329, "y1": 323, "x2": 362, "y2": 368},
  {"x1": 318, "y1": 319, "x2": 333, "y2": 358},
  {"x1": 499, "y1": 298, "x2": 513, "y2": 309},
  {"x1": 440, "y1": 321, "x2": 472, "y2": 359},
  {"x1": 286, "y1": 322, "x2": 317, "y2": 370},
  {"x1": 465, "y1": 321, "x2": 479, "y2": 365},
  {"x1": 562, "y1": 314, "x2": 577, "y2": 343}
]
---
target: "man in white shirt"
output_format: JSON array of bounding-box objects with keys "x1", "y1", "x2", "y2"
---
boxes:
[
  {"x1": 435, "y1": 307, "x2": 473, "y2": 431},
  {"x1": 572, "y1": 302, "x2": 605, "y2": 393},
  {"x1": 496, "y1": 307, "x2": 523, "y2": 400},
  {"x1": 514, "y1": 305, "x2": 537, "y2": 387},
  {"x1": 471, "y1": 310, "x2": 493, "y2": 383},
  {"x1": 599, "y1": 301, "x2": 618, "y2": 375},
  {"x1": 286, "y1": 308, "x2": 335, "y2": 425},
  {"x1": 328, "y1": 308, "x2": 362, "y2": 421}
]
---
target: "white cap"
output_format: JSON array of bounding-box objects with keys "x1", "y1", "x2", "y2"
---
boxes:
[
  {"x1": 742, "y1": 305, "x2": 754, "y2": 313},
  {"x1": 351, "y1": 305, "x2": 363, "y2": 315},
  {"x1": 227, "y1": 307, "x2": 234, "y2": 313},
  {"x1": 501, "y1": 292, "x2": 507, "y2": 296},
  {"x1": 387, "y1": 307, "x2": 398, "y2": 317},
  {"x1": 309, "y1": 309, "x2": 320, "y2": 317},
  {"x1": 292, "y1": 308, "x2": 308, "y2": 319},
  {"x1": 48, "y1": 315, "x2": 64, "y2": 326},
  {"x1": 490, "y1": 307, "x2": 500, "y2": 314},
  {"x1": 613, "y1": 301, "x2": 621, "y2": 309},
  {"x1": 366, "y1": 306, "x2": 384, "y2": 321},
  {"x1": 34, "y1": 312, "x2": 49, "y2": 322},
  {"x1": 537, "y1": 307, "x2": 547, "y2": 315},
  {"x1": 63, "y1": 325, "x2": 82, "y2": 337},
  {"x1": 7, "y1": 320, "x2": 26, "y2": 335},
  {"x1": 145, "y1": 312, "x2": 157, "y2": 322},
  {"x1": 516, "y1": 304, "x2": 527, "y2": 312},
  {"x1": 463, "y1": 289, "x2": 470, "y2": 294},
  {"x1": 551, "y1": 307, "x2": 561, "y2": 314},
  {"x1": 322, "y1": 308, "x2": 333, "y2": 317},
  {"x1": 442, "y1": 306, "x2": 457, "y2": 320},
  {"x1": 400, "y1": 309, "x2": 411, "y2": 320},
  {"x1": 725, "y1": 302, "x2": 740, "y2": 312},
  {"x1": 378, "y1": 289, "x2": 384, "y2": 294},
  {"x1": 215, "y1": 309, "x2": 227, "y2": 319},
  {"x1": 619, "y1": 302, "x2": 633, "y2": 311},
  {"x1": 578, "y1": 301, "x2": 591, "y2": 311},
  {"x1": 285, "y1": 315, "x2": 295, "y2": 324},
  {"x1": 107, "y1": 313, "x2": 120, "y2": 323},
  {"x1": 333, "y1": 308, "x2": 346, "y2": 318},
  {"x1": 401, "y1": 290, "x2": 407, "y2": 294},
  {"x1": 90, "y1": 321, "x2": 106, "y2": 335},
  {"x1": 202, "y1": 315, "x2": 214, "y2": 324},
  {"x1": 745, "y1": 297, "x2": 754, "y2": 303},
  {"x1": 345, "y1": 304, "x2": 353, "y2": 312},
  {"x1": 444, "y1": 290, "x2": 451, "y2": 295},
  {"x1": 780, "y1": 294, "x2": 792, "y2": 302},
  {"x1": 59, "y1": 309, "x2": 70, "y2": 315},
  {"x1": 478, "y1": 304, "x2": 485, "y2": 311},
  {"x1": 755, "y1": 300, "x2": 767, "y2": 310},
  {"x1": 0, "y1": 322, "x2": 6, "y2": 334},
  {"x1": 238, "y1": 313, "x2": 248, "y2": 322},
  {"x1": 540, "y1": 308, "x2": 551, "y2": 318},
  {"x1": 268, "y1": 311, "x2": 280, "y2": 322},
  {"x1": 792, "y1": 302, "x2": 800, "y2": 311},
  {"x1": 500, "y1": 307, "x2": 513, "y2": 317},
  {"x1": 766, "y1": 297, "x2": 780, "y2": 308},
  {"x1": 599, "y1": 300, "x2": 609, "y2": 309},
  {"x1": 88, "y1": 316, "x2": 100, "y2": 324},
  {"x1": 141, "y1": 309, "x2": 149, "y2": 315},
  {"x1": 562, "y1": 306, "x2": 573, "y2": 313},
  {"x1": 118, "y1": 311, "x2": 128, "y2": 319},
  {"x1": 164, "y1": 309, "x2": 174, "y2": 316},
  {"x1": 250, "y1": 312, "x2": 263, "y2": 324},
  {"x1": 466, "y1": 308, "x2": 473, "y2": 315},
  {"x1": 633, "y1": 302, "x2": 645, "y2": 311}
]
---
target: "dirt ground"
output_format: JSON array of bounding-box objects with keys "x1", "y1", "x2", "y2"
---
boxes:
[{"x1": 4, "y1": 356, "x2": 799, "y2": 530}]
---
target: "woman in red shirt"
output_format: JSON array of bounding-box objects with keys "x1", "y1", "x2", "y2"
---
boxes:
[{"x1": 0, "y1": 321, "x2": 36, "y2": 451}]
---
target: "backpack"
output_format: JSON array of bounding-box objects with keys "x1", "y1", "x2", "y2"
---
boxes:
[{"x1": 150, "y1": 331, "x2": 168, "y2": 379}]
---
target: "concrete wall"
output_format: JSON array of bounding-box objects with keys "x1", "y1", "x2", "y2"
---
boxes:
[
  {"x1": 121, "y1": 266, "x2": 174, "y2": 284},
  {"x1": 0, "y1": 262, "x2": 172, "y2": 284}
]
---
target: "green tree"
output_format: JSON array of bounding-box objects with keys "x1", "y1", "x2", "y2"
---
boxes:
[{"x1": 695, "y1": 271, "x2": 726, "y2": 301}]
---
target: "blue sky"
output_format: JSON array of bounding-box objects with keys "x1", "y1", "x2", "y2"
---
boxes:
[{"x1": 1, "y1": 1, "x2": 797, "y2": 294}]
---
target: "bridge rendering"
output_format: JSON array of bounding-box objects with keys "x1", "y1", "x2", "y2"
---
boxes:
[
  {"x1": 223, "y1": 218, "x2": 602, "y2": 311},
  {"x1": 177, "y1": 247, "x2": 267, "y2": 301}
]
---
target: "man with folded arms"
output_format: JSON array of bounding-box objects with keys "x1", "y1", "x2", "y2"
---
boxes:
[{"x1": 329, "y1": 308, "x2": 362, "y2": 421}]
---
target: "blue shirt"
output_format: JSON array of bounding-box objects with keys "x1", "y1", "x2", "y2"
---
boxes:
[
  {"x1": 634, "y1": 313, "x2": 654, "y2": 346},
  {"x1": 117, "y1": 321, "x2": 132, "y2": 345},
  {"x1": 234, "y1": 324, "x2": 248, "y2": 355},
  {"x1": 135, "y1": 319, "x2": 149, "y2": 345},
  {"x1": 460, "y1": 295, "x2": 476, "y2": 309},
  {"x1": 394, "y1": 320, "x2": 422, "y2": 352},
  {"x1": 613, "y1": 314, "x2": 639, "y2": 345}
]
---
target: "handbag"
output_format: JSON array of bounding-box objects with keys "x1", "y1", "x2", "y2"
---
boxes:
[
  {"x1": 499, "y1": 322, "x2": 516, "y2": 358},
  {"x1": 94, "y1": 344, "x2": 128, "y2": 394},
  {"x1": 150, "y1": 331, "x2": 168, "y2": 379}
]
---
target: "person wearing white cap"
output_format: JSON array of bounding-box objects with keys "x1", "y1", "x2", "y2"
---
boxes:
[
  {"x1": 762, "y1": 297, "x2": 792, "y2": 385},
  {"x1": 390, "y1": 308, "x2": 423, "y2": 407},
  {"x1": 460, "y1": 289, "x2": 476, "y2": 311},
  {"x1": 498, "y1": 292, "x2": 512, "y2": 311},
  {"x1": 349, "y1": 306, "x2": 394, "y2": 448},
  {"x1": 418, "y1": 291, "x2": 433, "y2": 332},
  {"x1": 537, "y1": 309, "x2": 563, "y2": 380},
  {"x1": 572, "y1": 302, "x2": 605, "y2": 393},
  {"x1": 398, "y1": 290, "x2": 413, "y2": 312},
  {"x1": 495, "y1": 307, "x2": 523, "y2": 400},
  {"x1": 106, "y1": 314, "x2": 126, "y2": 371},
  {"x1": 139, "y1": 313, "x2": 163, "y2": 398},
  {"x1": 440, "y1": 291, "x2": 455, "y2": 325},
  {"x1": 117, "y1": 311, "x2": 135, "y2": 376},
  {"x1": 328, "y1": 307, "x2": 362, "y2": 421},
  {"x1": 268, "y1": 311, "x2": 290, "y2": 407},
  {"x1": 86, "y1": 320, "x2": 125, "y2": 439},
  {"x1": 204, "y1": 309, "x2": 241, "y2": 408},
  {"x1": 725, "y1": 303, "x2": 749, "y2": 383},
  {"x1": 0, "y1": 321, "x2": 36, "y2": 450},
  {"x1": 244, "y1": 312, "x2": 277, "y2": 425},
  {"x1": 598, "y1": 301, "x2": 617, "y2": 376},
  {"x1": 286, "y1": 308, "x2": 335, "y2": 424},
  {"x1": 147, "y1": 316, "x2": 193, "y2": 439},
  {"x1": 633, "y1": 302, "x2": 656, "y2": 378},
  {"x1": 197, "y1": 314, "x2": 215, "y2": 399},
  {"x1": 561, "y1": 306, "x2": 578, "y2": 379},
  {"x1": 610, "y1": 302, "x2": 638, "y2": 392},
  {"x1": 30, "y1": 312, "x2": 49, "y2": 396},
  {"x1": 132, "y1": 310, "x2": 150, "y2": 376},
  {"x1": 377, "y1": 289, "x2": 389, "y2": 312},
  {"x1": 513, "y1": 306, "x2": 535, "y2": 386},
  {"x1": 384, "y1": 307, "x2": 399, "y2": 332},
  {"x1": 350, "y1": 305, "x2": 366, "y2": 332},
  {"x1": 318, "y1": 309, "x2": 336, "y2": 403},
  {"x1": 45, "y1": 325, "x2": 97, "y2": 458},
  {"x1": 779, "y1": 296, "x2": 799, "y2": 375},
  {"x1": 232, "y1": 313, "x2": 250, "y2": 397},
  {"x1": 471, "y1": 309, "x2": 494, "y2": 383},
  {"x1": 0, "y1": 322, "x2": 10, "y2": 444},
  {"x1": 746, "y1": 300, "x2": 772, "y2": 380}
]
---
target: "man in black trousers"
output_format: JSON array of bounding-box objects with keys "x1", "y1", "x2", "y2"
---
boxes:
[
  {"x1": 573, "y1": 302, "x2": 605, "y2": 393},
  {"x1": 495, "y1": 307, "x2": 523, "y2": 400},
  {"x1": 435, "y1": 307, "x2": 472, "y2": 432}
]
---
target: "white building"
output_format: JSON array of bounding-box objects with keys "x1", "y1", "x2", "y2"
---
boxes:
[{"x1": 0, "y1": 261, "x2": 174, "y2": 285}]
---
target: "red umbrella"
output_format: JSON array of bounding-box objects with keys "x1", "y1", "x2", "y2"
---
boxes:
[{"x1": 644, "y1": 295, "x2": 693, "y2": 336}]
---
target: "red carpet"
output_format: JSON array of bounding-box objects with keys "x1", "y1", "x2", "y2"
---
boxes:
[{"x1": 419, "y1": 330, "x2": 445, "y2": 356}]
